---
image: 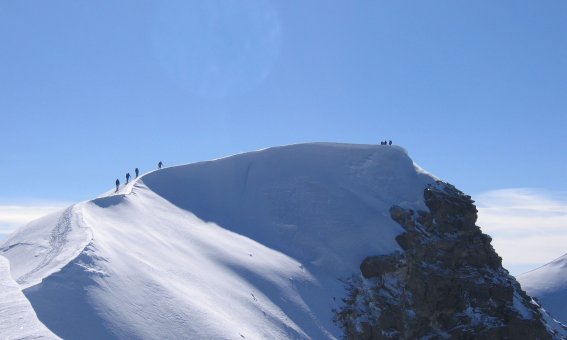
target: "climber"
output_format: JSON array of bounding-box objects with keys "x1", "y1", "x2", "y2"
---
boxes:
[
  {"x1": 135, "y1": 168, "x2": 139, "y2": 178},
  {"x1": 126, "y1": 172, "x2": 131, "y2": 184},
  {"x1": 158, "y1": 161, "x2": 163, "y2": 169},
  {"x1": 388, "y1": 140, "x2": 392, "y2": 145},
  {"x1": 115, "y1": 179, "x2": 120, "y2": 192}
]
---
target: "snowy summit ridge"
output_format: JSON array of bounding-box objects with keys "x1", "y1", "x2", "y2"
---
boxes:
[
  {"x1": 1, "y1": 143, "x2": 432, "y2": 339},
  {"x1": 1, "y1": 143, "x2": 562, "y2": 339}
]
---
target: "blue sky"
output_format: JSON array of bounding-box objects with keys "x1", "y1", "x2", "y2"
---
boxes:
[{"x1": 1, "y1": 1, "x2": 566, "y2": 273}]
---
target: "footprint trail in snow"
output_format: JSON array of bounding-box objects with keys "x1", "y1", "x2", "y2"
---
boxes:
[{"x1": 17, "y1": 206, "x2": 74, "y2": 285}]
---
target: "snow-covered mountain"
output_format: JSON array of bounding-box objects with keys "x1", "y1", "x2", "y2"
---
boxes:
[
  {"x1": 1, "y1": 143, "x2": 564, "y2": 339},
  {"x1": 519, "y1": 253, "x2": 567, "y2": 326}
]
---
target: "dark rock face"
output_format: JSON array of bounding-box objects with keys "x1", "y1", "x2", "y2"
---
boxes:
[
  {"x1": 360, "y1": 253, "x2": 403, "y2": 279},
  {"x1": 336, "y1": 181, "x2": 558, "y2": 339}
]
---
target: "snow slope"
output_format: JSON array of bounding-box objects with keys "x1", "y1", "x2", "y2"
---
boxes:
[
  {"x1": 1, "y1": 143, "x2": 435, "y2": 339},
  {"x1": 0, "y1": 255, "x2": 59, "y2": 339},
  {"x1": 519, "y1": 252, "x2": 567, "y2": 326},
  {"x1": 1, "y1": 206, "x2": 92, "y2": 289}
]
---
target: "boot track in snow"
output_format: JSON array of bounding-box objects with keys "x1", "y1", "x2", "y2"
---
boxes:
[{"x1": 16, "y1": 206, "x2": 75, "y2": 285}]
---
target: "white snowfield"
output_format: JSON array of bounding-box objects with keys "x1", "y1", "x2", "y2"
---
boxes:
[
  {"x1": 519, "y1": 253, "x2": 567, "y2": 326},
  {"x1": 2, "y1": 206, "x2": 92, "y2": 290},
  {"x1": 0, "y1": 255, "x2": 60, "y2": 340},
  {"x1": 1, "y1": 143, "x2": 436, "y2": 339}
]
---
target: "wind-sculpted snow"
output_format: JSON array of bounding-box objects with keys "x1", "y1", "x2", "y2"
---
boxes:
[
  {"x1": 25, "y1": 187, "x2": 343, "y2": 339},
  {"x1": 2, "y1": 143, "x2": 436, "y2": 339},
  {"x1": 519, "y1": 253, "x2": 567, "y2": 326},
  {"x1": 142, "y1": 143, "x2": 435, "y2": 279},
  {"x1": 1, "y1": 205, "x2": 92, "y2": 289},
  {"x1": 16, "y1": 207, "x2": 73, "y2": 285},
  {"x1": 0, "y1": 255, "x2": 60, "y2": 339}
]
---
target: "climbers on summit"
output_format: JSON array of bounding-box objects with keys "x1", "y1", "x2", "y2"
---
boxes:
[
  {"x1": 113, "y1": 162, "x2": 165, "y2": 193},
  {"x1": 380, "y1": 140, "x2": 393, "y2": 145}
]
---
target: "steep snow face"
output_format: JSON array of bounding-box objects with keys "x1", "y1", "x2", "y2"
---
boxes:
[
  {"x1": 2, "y1": 143, "x2": 436, "y2": 339},
  {"x1": 0, "y1": 255, "x2": 60, "y2": 339},
  {"x1": 142, "y1": 143, "x2": 435, "y2": 278},
  {"x1": 519, "y1": 253, "x2": 567, "y2": 325}
]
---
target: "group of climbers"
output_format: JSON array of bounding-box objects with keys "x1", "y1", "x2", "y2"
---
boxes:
[
  {"x1": 113, "y1": 140, "x2": 396, "y2": 192},
  {"x1": 115, "y1": 161, "x2": 163, "y2": 192}
]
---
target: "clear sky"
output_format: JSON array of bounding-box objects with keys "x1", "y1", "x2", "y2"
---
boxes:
[{"x1": 1, "y1": 1, "x2": 566, "y2": 274}]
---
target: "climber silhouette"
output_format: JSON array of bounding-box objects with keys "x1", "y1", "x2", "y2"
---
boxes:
[
  {"x1": 126, "y1": 172, "x2": 131, "y2": 184},
  {"x1": 135, "y1": 168, "x2": 139, "y2": 178},
  {"x1": 115, "y1": 179, "x2": 120, "y2": 192},
  {"x1": 158, "y1": 161, "x2": 163, "y2": 169}
]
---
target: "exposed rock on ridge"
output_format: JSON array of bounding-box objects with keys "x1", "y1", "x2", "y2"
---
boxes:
[{"x1": 337, "y1": 181, "x2": 559, "y2": 339}]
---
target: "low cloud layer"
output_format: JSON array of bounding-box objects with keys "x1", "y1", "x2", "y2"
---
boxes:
[
  {"x1": 474, "y1": 189, "x2": 567, "y2": 275},
  {"x1": 0, "y1": 203, "x2": 68, "y2": 238}
]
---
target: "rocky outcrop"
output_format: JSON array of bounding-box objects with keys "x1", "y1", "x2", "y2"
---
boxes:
[{"x1": 336, "y1": 181, "x2": 560, "y2": 339}]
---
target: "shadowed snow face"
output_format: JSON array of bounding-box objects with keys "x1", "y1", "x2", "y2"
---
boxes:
[
  {"x1": 0, "y1": 256, "x2": 60, "y2": 339},
  {"x1": 141, "y1": 144, "x2": 434, "y2": 277}
]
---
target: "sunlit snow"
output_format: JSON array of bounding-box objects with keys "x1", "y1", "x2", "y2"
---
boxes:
[{"x1": 1, "y1": 143, "x2": 435, "y2": 339}]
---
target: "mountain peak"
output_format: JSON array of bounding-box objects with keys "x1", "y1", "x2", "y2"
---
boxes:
[{"x1": 1, "y1": 143, "x2": 563, "y2": 339}]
